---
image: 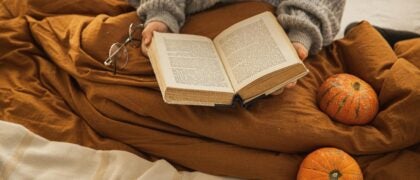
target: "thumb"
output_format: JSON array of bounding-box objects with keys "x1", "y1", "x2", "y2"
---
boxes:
[
  {"x1": 292, "y1": 42, "x2": 309, "y2": 60},
  {"x1": 141, "y1": 32, "x2": 152, "y2": 56},
  {"x1": 297, "y1": 48, "x2": 308, "y2": 60},
  {"x1": 143, "y1": 34, "x2": 151, "y2": 45}
]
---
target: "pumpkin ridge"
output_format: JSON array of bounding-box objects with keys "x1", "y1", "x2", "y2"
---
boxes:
[
  {"x1": 355, "y1": 95, "x2": 361, "y2": 119},
  {"x1": 347, "y1": 95, "x2": 357, "y2": 118},
  {"x1": 318, "y1": 150, "x2": 336, "y2": 172},
  {"x1": 339, "y1": 163, "x2": 362, "y2": 175},
  {"x1": 339, "y1": 158, "x2": 356, "y2": 171},
  {"x1": 325, "y1": 92, "x2": 342, "y2": 111},
  {"x1": 334, "y1": 95, "x2": 349, "y2": 116},
  {"x1": 300, "y1": 167, "x2": 329, "y2": 178},
  {"x1": 306, "y1": 156, "x2": 331, "y2": 173},
  {"x1": 319, "y1": 85, "x2": 336, "y2": 101},
  {"x1": 333, "y1": 148, "x2": 349, "y2": 172}
]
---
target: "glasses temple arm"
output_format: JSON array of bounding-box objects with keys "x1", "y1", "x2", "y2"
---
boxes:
[{"x1": 104, "y1": 39, "x2": 131, "y2": 66}]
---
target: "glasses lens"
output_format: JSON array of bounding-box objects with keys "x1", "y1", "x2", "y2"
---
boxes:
[{"x1": 109, "y1": 43, "x2": 129, "y2": 72}]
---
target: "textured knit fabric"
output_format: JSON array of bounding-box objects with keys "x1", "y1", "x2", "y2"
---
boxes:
[{"x1": 127, "y1": 0, "x2": 346, "y2": 55}]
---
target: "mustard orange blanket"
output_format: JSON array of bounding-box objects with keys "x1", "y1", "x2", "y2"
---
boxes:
[{"x1": 1, "y1": 1, "x2": 419, "y2": 179}]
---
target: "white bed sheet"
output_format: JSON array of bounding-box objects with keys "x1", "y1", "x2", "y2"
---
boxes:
[
  {"x1": 337, "y1": 0, "x2": 420, "y2": 39},
  {"x1": 0, "y1": 121, "x2": 235, "y2": 180}
]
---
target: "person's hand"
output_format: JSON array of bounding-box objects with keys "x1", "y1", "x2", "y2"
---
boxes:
[
  {"x1": 292, "y1": 42, "x2": 309, "y2": 60},
  {"x1": 285, "y1": 42, "x2": 309, "y2": 88},
  {"x1": 271, "y1": 42, "x2": 308, "y2": 95},
  {"x1": 141, "y1": 21, "x2": 169, "y2": 56}
]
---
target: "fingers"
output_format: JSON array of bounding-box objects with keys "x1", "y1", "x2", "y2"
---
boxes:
[
  {"x1": 141, "y1": 21, "x2": 170, "y2": 57},
  {"x1": 267, "y1": 43, "x2": 308, "y2": 96},
  {"x1": 271, "y1": 81, "x2": 296, "y2": 96},
  {"x1": 285, "y1": 81, "x2": 296, "y2": 88},
  {"x1": 141, "y1": 30, "x2": 152, "y2": 56},
  {"x1": 292, "y1": 42, "x2": 309, "y2": 60}
]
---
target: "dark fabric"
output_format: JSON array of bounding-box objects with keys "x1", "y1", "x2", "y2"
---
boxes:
[
  {"x1": 1, "y1": 0, "x2": 419, "y2": 179},
  {"x1": 375, "y1": 26, "x2": 420, "y2": 47},
  {"x1": 346, "y1": 22, "x2": 420, "y2": 47}
]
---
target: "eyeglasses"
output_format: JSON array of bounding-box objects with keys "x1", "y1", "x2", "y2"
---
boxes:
[{"x1": 104, "y1": 23, "x2": 144, "y2": 75}]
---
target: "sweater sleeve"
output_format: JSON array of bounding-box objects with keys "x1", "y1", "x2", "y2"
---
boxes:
[
  {"x1": 276, "y1": 0, "x2": 346, "y2": 55},
  {"x1": 127, "y1": 0, "x2": 187, "y2": 33}
]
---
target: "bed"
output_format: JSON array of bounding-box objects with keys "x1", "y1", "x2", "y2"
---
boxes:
[{"x1": 1, "y1": 0, "x2": 419, "y2": 179}]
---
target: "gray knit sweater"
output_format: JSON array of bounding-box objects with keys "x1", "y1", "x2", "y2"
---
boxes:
[{"x1": 127, "y1": 0, "x2": 346, "y2": 55}]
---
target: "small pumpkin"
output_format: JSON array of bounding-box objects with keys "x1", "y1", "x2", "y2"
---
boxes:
[
  {"x1": 317, "y1": 74, "x2": 378, "y2": 125},
  {"x1": 297, "y1": 147, "x2": 363, "y2": 180}
]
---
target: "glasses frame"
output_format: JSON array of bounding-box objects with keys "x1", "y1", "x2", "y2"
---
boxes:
[{"x1": 104, "y1": 23, "x2": 144, "y2": 75}]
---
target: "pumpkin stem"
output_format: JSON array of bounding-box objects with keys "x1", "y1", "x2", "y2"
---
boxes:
[
  {"x1": 329, "y1": 170, "x2": 342, "y2": 180},
  {"x1": 352, "y1": 82, "x2": 361, "y2": 91}
]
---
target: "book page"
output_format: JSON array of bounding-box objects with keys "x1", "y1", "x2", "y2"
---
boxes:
[
  {"x1": 151, "y1": 32, "x2": 234, "y2": 93},
  {"x1": 213, "y1": 12, "x2": 302, "y2": 91}
]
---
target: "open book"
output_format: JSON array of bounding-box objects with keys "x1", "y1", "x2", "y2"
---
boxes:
[{"x1": 148, "y1": 11, "x2": 309, "y2": 106}]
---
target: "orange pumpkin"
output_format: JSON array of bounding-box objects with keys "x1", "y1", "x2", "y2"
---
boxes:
[
  {"x1": 317, "y1": 74, "x2": 379, "y2": 125},
  {"x1": 297, "y1": 147, "x2": 363, "y2": 180}
]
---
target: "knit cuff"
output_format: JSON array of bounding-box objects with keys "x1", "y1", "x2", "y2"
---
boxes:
[
  {"x1": 144, "y1": 10, "x2": 181, "y2": 33},
  {"x1": 287, "y1": 30, "x2": 313, "y2": 53}
]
